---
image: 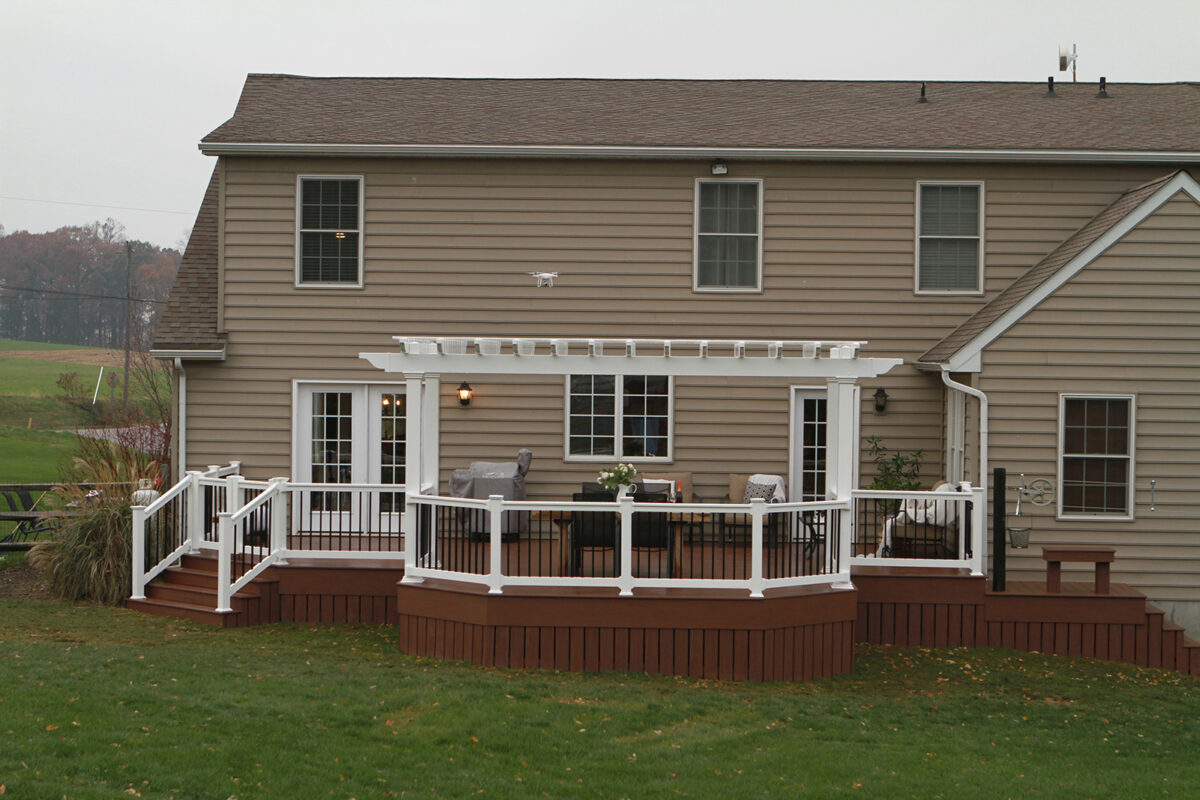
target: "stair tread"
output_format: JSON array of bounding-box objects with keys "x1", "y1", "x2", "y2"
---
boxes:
[
  {"x1": 130, "y1": 596, "x2": 239, "y2": 615},
  {"x1": 162, "y1": 568, "x2": 264, "y2": 596}
]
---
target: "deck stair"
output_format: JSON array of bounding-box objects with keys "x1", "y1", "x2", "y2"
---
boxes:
[
  {"x1": 126, "y1": 553, "x2": 279, "y2": 628},
  {"x1": 854, "y1": 568, "x2": 1200, "y2": 678}
]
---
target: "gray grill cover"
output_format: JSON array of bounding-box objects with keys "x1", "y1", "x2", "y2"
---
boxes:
[{"x1": 449, "y1": 449, "x2": 532, "y2": 535}]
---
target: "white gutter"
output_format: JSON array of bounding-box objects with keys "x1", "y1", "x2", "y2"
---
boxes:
[
  {"x1": 198, "y1": 142, "x2": 1200, "y2": 164},
  {"x1": 175, "y1": 358, "x2": 187, "y2": 481},
  {"x1": 150, "y1": 347, "x2": 226, "y2": 361},
  {"x1": 940, "y1": 368, "x2": 988, "y2": 491}
]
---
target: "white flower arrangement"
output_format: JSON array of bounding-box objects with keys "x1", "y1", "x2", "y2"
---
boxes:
[{"x1": 597, "y1": 463, "x2": 638, "y2": 492}]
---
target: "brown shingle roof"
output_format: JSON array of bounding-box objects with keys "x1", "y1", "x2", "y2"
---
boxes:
[
  {"x1": 202, "y1": 76, "x2": 1200, "y2": 152},
  {"x1": 919, "y1": 171, "x2": 1188, "y2": 365},
  {"x1": 152, "y1": 164, "x2": 223, "y2": 352}
]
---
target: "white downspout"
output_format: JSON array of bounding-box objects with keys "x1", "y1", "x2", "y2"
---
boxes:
[
  {"x1": 175, "y1": 358, "x2": 186, "y2": 480},
  {"x1": 941, "y1": 367, "x2": 988, "y2": 576},
  {"x1": 939, "y1": 368, "x2": 987, "y2": 485}
]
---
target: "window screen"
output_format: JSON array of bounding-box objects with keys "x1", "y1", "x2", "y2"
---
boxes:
[
  {"x1": 696, "y1": 181, "x2": 760, "y2": 289},
  {"x1": 299, "y1": 178, "x2": 361, "y2": 284},
  {"x1": 918, "y1": 184, "x2": 981, "y2": 291}
]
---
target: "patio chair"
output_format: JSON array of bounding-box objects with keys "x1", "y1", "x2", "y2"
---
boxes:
[
  {"x1": 571, "y1": 490, "x2": 618, "y2": 576},
  {"x1": 718, "y1": 474, "x2": 787, "y2": 545},
  {"x1": 876, "y1": 482, "x2": 962, "y2": 558}
]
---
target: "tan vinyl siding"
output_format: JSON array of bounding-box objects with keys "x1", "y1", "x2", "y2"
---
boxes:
[
  {"x1": 188, "y1": 158, "x2": 1173, "y2": 505},
  {"x1": 980, "y1": 193, "x2": 1200, "y2": 606}
]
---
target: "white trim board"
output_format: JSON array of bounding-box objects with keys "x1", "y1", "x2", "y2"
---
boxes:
[
  {"x1": 199, "y1": 142, "x2": 1200, "y2": 163},
  {"x1": 937, "y1": 171, "x2": 1200, "y2": 373}
]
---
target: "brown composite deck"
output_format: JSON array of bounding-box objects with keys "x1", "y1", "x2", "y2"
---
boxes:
[{"x1": 129, "y1": 554, "x2": 1200, "y2": 682}]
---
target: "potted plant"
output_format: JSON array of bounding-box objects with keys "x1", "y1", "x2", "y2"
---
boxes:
[{"x1": 597, "y1": 463, "x2": 639, "y2": 499}]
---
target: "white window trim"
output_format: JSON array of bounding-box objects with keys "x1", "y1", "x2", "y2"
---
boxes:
[
  {"x1": 562, "y1": 375, "x2": 674, "y2": 463},
  {"x1": 1056, "y1": 392, "x2": 1136, "y2": 522},
  {"x1": 294, "y1": 175, "x2": 365, "y2": 289},
  {"x1": 291, "y1": 380, "x2": 407, "y2": 484},
  {"x1": 914, "y1": 180, "x2": 985, "y2": 296},
  {"x1": 693, "y1": 177, "x2": 764, "y2": 294}
]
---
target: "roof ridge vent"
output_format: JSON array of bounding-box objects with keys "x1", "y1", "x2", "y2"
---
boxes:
[
  {"x1": 1097, "y1": 76, "x2": 1109, "y2": 98},
  {"x1": 1045, "y1": 76, "x2": 1057, "y2": 97}
]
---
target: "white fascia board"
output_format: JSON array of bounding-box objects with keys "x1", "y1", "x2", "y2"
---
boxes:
[
  {"x1": 149, "y1": 347, "x2": 226, "y2": 361},
  {"x1": 199, "y1": 142, "x2": 1200, "y2": 163},
  {"x1": 360, "y1": 351, "x2": 903, "y2": 380},
  {"x1": 943, "y1": 171, "x2": 1200, "y2": 373}
]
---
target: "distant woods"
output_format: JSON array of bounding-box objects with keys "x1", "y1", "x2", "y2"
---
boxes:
[{"x1": 0, "y1": 219, "x2": 181, "y2": 348}]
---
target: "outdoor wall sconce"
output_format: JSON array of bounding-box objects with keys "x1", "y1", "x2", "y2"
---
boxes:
[
  {"x1": 873, "y1": 387, "x2": 889, "y2": 413},
  {"x1": 710, "y1": 159, "x2": 728, "y2": 175},
  {"x1": 457, "y1": 382, "x2": 474, "y2": 406}
]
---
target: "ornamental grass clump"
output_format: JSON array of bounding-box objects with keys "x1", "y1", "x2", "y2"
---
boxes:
[{"x1": 29, "y1": 437, "x2": 162, "y2": 605}]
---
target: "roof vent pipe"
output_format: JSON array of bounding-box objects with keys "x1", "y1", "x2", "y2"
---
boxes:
[
  {"x1": 1045, "y1": 76, "x2": 1056, "y2": 97},
  {"x1": 918, "y1": 82, "x2": 928, "y2": 103},
  {"x1": 1097, "y1": 76, "x2": 1109, "y2": 98}
]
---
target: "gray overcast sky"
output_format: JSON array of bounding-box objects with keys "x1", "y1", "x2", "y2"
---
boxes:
[{"x1": 3, "y1": 0, "x2": 1199, "y2": 248}]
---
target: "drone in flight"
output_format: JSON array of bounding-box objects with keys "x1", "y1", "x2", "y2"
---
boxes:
[{"x1": 529, "y1": 271, "x2": 559, "y2": 288}]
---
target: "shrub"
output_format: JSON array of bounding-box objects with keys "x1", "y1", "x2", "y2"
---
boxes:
[{"x1": 866, "y1": 436, "x2": 923, "y2": 516}]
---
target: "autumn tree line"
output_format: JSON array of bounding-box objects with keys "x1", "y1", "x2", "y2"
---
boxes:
[{"x1": 0, "y1": 219, "x2": 180, "y2": 349}]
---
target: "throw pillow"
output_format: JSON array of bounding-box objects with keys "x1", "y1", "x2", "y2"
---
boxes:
[{"x1": 743, "y1": 480, "x2": 776, "y2": 503}]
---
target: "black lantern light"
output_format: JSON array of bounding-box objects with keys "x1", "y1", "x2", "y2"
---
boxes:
[
  {"x1": 873, "y1": 387, "x2": 889, "y2": 413},
  {"x1": 457, "y1": 382, "x2": 473, "y2": 406}
]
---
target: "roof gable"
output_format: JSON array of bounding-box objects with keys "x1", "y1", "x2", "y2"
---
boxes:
[
  {"x1": 201, "y1": 76, "x2": 1200, "y2": 158},
  {"x1": 920, "y1": 170, "x2": 1200, "y2": 370},
  {"x1": 151, "y1": 164, "x2": 223, "y2": 354}
]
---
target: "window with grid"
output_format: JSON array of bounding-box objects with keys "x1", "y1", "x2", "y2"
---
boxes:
[
  {"x1": 917, "y1": 183, "x2": 982, "y2": 292},
  {"x1": 1060, "y1": 396, "x2": 1133, "y2": 517},
  {"x1": 568, "y1": 375, "x2": 671, "y2": 460},
  {"x1": 695, "y1": 180, "x2": 761, "y2": 290},
  {"x1": 298, "y1": 177, "x2": 361, "y2": 285}
]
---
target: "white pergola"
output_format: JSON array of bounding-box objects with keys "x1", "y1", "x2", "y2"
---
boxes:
[{"x1": 360, "y1": 336, "x2": 903, "y2": 518}]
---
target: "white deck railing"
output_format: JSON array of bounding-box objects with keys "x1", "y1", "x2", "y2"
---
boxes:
[
  {"x1": 849, "y1": 485, "x2": 985, "y2": 575},
  {"x1": 132, "y1": 472, "x2": 984, "y2": 612}
]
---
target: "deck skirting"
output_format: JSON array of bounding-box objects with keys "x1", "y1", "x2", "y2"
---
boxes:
[{"x1": 396, "y1": 581, "x2": 858, "y2": 681}]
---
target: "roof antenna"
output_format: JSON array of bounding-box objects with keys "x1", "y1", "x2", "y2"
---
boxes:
[
  {"x1": 918, "y1": 82, "x2": 928, "y2": 103},
  {"x1": 1058, "y1": 44, "x2": 1078, "y2": 83},
  {"x1": 1097, "y1": 76, "x2": 1109, "y2": 98},
  {"x1": 1045, "y1": 76, "x2": 1056, "y2": 97}
]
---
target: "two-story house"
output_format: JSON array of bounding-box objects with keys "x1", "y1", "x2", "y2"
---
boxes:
[{"x1": 145, "y1": 76, "x2": 1200, "y2": 672}]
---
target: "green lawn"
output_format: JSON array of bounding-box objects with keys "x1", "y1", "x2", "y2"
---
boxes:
[
  {"x1": 0, "y1": 600, "x2": 1195, "y2": 799},
  {"x1": 0, "y1": 427, "x2": 78, "y2": 482}
]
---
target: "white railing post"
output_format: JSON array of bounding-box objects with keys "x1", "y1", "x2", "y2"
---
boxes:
[
  {"x1": 270, "y1": 477, "x2": 289, "y2": 565},
  {"x1": 401, "y1": 493, "x2": 422, "y2": 583},
  {"x1": 226, "y1": 473, "x2": 243, "y2": 517},
  {"x1": 216, "y1": 512, "x2": 233, "y2": 613},
  {"x1": 618, "y1": 496, "x2": 634, "y2": 597},
  {"x1": 131, "y1": 505, "x2": 147, "y2": 600},
  {"x1": 487, "y1": 494, "x2": 504, "y2": 594},
  {"x1": 969, "y1": 485, "x2": 986, "y2": 576},
  {"x1": 833, "y1": 503, "x2": 854, "y2": 589},
  {"x1": 185, "y1": 470, "x2": 203, "y2": 552},
  {"x1": 749, "y1": 498, "x2": 765, "y2": 598}
]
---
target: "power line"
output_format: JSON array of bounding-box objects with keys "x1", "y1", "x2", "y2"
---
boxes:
[
  {"x1": 0, "y1": 283, "x2": 168, "y2": 305},
  {"x1": 0, "y1": 194, "x2": 194, "y2": 216}
]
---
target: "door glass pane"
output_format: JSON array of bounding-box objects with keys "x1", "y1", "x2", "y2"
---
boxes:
[
  {"x1": 378, "y1": 393, "x2": 406, "y2": 512},
  {"x1": 799, "y1": 397, "x2": 828, "y2": 501},
  {"x1": 311, "y1": 391, "x2": 352, "y2": 511}
]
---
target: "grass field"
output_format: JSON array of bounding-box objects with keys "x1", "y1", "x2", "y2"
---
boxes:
[
  {"x1": 0, "y1": 600, "x2": 1196, "y2": 799},
  {"x1": 0, "y1": 339, "x2": 160, "y2": 482}
]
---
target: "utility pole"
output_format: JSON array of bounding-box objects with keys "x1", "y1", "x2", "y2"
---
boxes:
[{"x1": 123, "y1": 241, "x2": 131, "y2": 411}]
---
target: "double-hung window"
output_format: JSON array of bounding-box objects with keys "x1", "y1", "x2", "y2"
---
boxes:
[
  {"x1": 297, "y1": 176, "x2": 363, "y2": 287},
  {"x1": 1059, "y1": 395, "x2": 1134, "y2": 519},
  {"x1": 694, "y1": 179, "x2": 762, "y2": 291},
  {"x1": 916, "y1": 182, "x2": 983, "y2": 293},
  {"x1": 567, "y1": 375, "x2": 672, "y2": 461}
]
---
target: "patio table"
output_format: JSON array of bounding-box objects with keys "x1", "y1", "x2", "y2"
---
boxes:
[{"x1": 531, "y1": 508, "x2": 712, "y2": 578}]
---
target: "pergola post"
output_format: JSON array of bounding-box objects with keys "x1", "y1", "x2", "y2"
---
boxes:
[
  {"x1": 401, "y1": 372, "x2": 425, "y2": 583},
  {"x1": 826, "y1": 377, "x2": 858, "y2": 589}
]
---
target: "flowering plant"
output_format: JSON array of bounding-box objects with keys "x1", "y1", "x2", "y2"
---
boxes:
[{"x1": 597, "y1": 463, "x2": 638, "y2": 492}]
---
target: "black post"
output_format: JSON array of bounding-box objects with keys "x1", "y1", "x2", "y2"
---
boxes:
[{"x1": 992, "y1": 467, "x2": 1006, "y2": 592}]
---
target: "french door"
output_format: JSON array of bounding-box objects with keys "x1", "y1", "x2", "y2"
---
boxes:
[
  {"x1": 791, "y1": 389, "x2": 828, "y2": 501},
  {"x1": 297, "y1": 383, "x2": 406, "y2": 533}
]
